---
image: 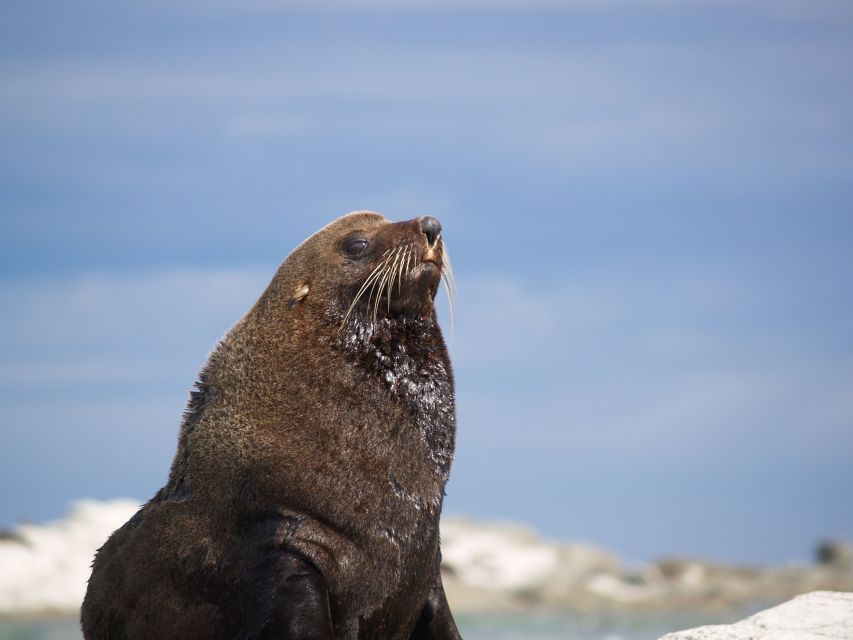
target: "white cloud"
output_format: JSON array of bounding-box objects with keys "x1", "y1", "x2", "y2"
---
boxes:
[
  {"x1": 2, "y1": 23, "x2": 849, "y2": 142},
  {"x1": 226, "y1": 113, "x2": 311, "y2": 139},
  {"x1": 449, "y1": 270, "x2": 853, "y2": 459},
  {"x1": 0, "y1": 268, "x2": 271, "y2": 388},
  {"x1": 134, "y1": 0, "x2": 853, "y2": 18},
  {"x1": 451, "y1": 269, "x2": 743, "y2": 369},
  {"x1": 1, "y1": 9, "x2": 850, "y2": 186}
]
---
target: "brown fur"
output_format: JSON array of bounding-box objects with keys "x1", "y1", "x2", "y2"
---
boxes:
[{"x1": 82, "y1": 212, "x2": 461, "y2": 640}]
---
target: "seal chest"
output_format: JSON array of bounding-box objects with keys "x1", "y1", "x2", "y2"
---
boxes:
[{"x1": 82, "y1": 212, "x2": 462, "y2": 640}]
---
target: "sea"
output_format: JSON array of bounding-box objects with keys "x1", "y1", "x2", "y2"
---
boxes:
[{"x1": 0, "y1": 610, "x2": 751, "y2": 640}]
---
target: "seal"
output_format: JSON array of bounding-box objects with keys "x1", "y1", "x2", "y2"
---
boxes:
[{"x1": 81, "y1": 212, "x2": 462, "y2": 640}]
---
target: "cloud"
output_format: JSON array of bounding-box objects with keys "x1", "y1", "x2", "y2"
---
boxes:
[
  {"x1": 82, "y1": 0, "x2": 853, "y2": 17},
  {"x1": 226, "y1": 113, "x2": 311, "y2": 139},
  {"x1": 2, "y1": 1, "x2": 851, "y2": 204},
  {"x1": 0, "y1": 268, "x2": 271, "y2": 388},
  {"x1": 450, "y1": 270, "x2": 853, "y2": 460},
  {"x1": 3, "y1": 11, "x2": 850, "y2": 145},
  {"x1": 452, "y1": 270, "x2": 742, "y2": 369}
]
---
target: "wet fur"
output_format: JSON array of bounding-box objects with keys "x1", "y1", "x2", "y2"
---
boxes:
[{"x1": 81, "y1": 212, "x2": 461, "y2": 640}]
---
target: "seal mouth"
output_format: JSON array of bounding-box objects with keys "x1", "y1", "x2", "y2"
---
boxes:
[{"x1": 421, "y1": 245, "x2": 442, "y2": 268}]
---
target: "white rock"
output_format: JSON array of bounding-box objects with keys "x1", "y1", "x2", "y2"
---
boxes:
[
  {"x1": 660, "y1": 591, "x2": 853, "y2": 640},
  {"x1": 585, "y1": 573, "x2": 663, "y2": 603},
  {"x1": 0, "y1": 499, "x2": 139, "y2": 615},
  {"x1": 440, "y1": 518, "x2": 560, "y2": 591}
]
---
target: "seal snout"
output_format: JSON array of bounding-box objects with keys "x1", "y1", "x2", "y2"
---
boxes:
[
  {"x1": 338, "y1": 214, "x2": 450, "y2": 325},
  {"x1": 419, "y1": 216, "x2": 442, "y2": 247}
]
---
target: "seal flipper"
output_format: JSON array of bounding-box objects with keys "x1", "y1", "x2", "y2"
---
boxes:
[
  {"x1": 240, "y1": 550, "x2": 335, "y2": 640},
  {"x1": 409, "y1": 572, "x2": 462, "y2": 640}
]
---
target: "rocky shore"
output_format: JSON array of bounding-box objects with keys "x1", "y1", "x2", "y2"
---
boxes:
[
  {"x1": 440, "y1": 518, "x2": 853, "y2": 614},
  {"x1": 1, "y1": 501, "x2": 851, "y2": 618}
]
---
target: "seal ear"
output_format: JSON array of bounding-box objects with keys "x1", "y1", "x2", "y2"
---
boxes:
[{"x1": 288, "y1": 283, "x2": 310, "y2": 309}]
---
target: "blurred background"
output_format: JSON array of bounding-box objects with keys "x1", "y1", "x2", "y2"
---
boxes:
[{"x1": 1, "y1": 2, "x2": 852, "y2": 634}]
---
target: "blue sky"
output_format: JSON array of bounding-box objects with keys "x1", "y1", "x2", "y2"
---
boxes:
[{"x1": 1, "y1": 0, "x2": 852, "y2": 564}]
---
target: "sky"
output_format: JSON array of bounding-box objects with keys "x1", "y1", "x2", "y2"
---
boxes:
[{"x1": 1, "y1": 0, "x2": 852, "y2": 565}]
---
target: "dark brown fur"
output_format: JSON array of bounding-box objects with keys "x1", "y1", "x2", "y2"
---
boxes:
[{"x1": 81, "y1": 212, "x2": 461, "y2": 640}]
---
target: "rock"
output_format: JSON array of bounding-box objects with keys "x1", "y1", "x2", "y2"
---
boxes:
[
  {"x1": 440, "y1": 571, "x2": 526, "y2": 613},
  {"x1": 660, "y1": 591, "x2": 853, "y2": 640},
  {"x1": 529, "y1": 542, "x2": 622, "y2": 608},
  {"x1": 440, "y1": 518, "x2": 561, "y2": 591},
  {"x1": 817, "y1": 540, "x2": 853, "y2": 570},
  {"x1": 657, "y1": 559, "x2": 708, "y2": 586},
  {"x1": 0, "y1": 499, "x2": 139, "y2": 616},
  {"x1": 583, "y1": 572, "x2": 666, "y2": 604},
  {"x1": 439, "y1": 518, "x2": 853, "y2": 615},
  {"x1": 439, "y1": 517, "x2": 621, "y2": 611}
]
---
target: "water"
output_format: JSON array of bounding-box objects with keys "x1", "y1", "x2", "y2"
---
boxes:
[
  {"x1": 0, "y1": 611, "x2": 747, "y2": 640},
  {"x1": 455, "y1": 610, "x2": 747, "y2": 640},
  {"x1": 0, "y1": 620, "x2": 81, "y2": 640}
]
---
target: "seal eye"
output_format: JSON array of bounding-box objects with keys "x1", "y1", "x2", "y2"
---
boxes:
[{"x1": 343, "y1": 237, "x2": 369, "y2": 258}]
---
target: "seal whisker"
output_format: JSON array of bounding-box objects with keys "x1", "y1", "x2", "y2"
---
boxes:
[
  {"x1": 373, "y1": 253, "x2": 397, "y2": 323},
  {"x1": 342, "y1": 248, "x2": 395, "y2": 328},
  {"x1": 352, "y1": 261, "x2": 385, "y2": 302},
  {"x1": 394, "y1": 244, "x2": 408, "y2": 308},
  {"x1": 403, "y1": 245, "x2": 412, "y2": 284},
  {"x1": 367, "y1": 254, "x2": 394, "y2": 325},
  {"x1": 397, "y1": 244, "x2": 409, "y2": 296},
  {"x1": 441, "y1": 244, "x2": 456, "y2": 301},
  {"x1": 386, "y1": 245, "x2": 404, "y2": 313},
  {"x1": 341, "y1": 259, "x2": 388, "y2": 328},
  {"x1": 441, "y1": 244, "x2": 456, "y2": 334}
]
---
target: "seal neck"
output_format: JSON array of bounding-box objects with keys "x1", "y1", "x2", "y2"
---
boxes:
[{"x1": 337, "y1": 313, "x2": 456, "y2": 480}]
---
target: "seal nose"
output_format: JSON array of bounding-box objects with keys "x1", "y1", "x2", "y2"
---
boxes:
[{"x1": 419, "y1": 216, "x2": 442, "y2": 247}]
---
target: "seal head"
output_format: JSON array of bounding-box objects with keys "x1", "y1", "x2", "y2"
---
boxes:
[{"x1": 279, "y1": 211, "x2": 448, "y2": 324}]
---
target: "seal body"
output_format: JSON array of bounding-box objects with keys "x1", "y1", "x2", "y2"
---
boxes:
[{"x1": 81, "y1": 212, "x2": 461, "y2": 640}]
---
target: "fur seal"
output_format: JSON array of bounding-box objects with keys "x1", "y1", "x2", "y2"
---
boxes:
[{"x1": 81, "y1": 212, "x2": 462, "y2": 640}]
